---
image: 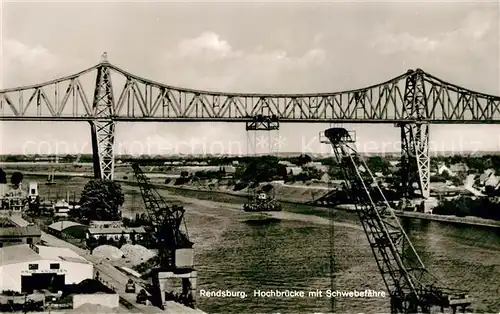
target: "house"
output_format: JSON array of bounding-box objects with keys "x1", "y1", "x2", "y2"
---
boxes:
[
  {"x1": 479, "y1": 169, "x2": 496, "y2": 186},
  {"x1": 222, "y1": 166, "x2": 237, "y2": 174},
  {"x1": 304, "y1": 162, "x2": 328, "y2": 172},
  {"x1": 286, "y1": 167, "x2": 303, "y2": 175},
  {"x1": 449, "y1": 163, "x2": 469, "y2": 173},
  {"x1": 438, "y1": 164, "x2": 456, "y2": 177},
  {"x1": 0, "y1": 244, "x2": 93, "y2": 293},
  {"x1": 0, "y1": 225, "x2": 41, "y2": 248},
  {"x1": 48, "y1": 221, "x2": 88, "y2": 239},
  {"x1": 320, "y1": 173, "x2": 330, "y2": 183},
  {"x1": 485, "y1": 174, "x2": 499, "y2": 187}
]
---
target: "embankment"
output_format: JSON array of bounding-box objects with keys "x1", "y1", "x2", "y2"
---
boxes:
[
  {"x1": 18, "y1": 170, "x2": 500, "y2": 228},
  {"x1": 140, "y1": 181, "x2": 500, "y2": 229},
  {"x1": 394, "y1": 210, "x2": 500, "y2": 228}
]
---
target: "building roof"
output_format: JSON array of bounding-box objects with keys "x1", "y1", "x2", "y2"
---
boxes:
[
  {"x1": 0, "y1": 217, "x2": 16, "y2": 227},
  {"x1": 0, "y1": 225, "x2": 41, "y2": 238},
  {"x1": 48, "y1": 220, "x2": 87, "y2": 232},
  {"x1": 36, "y1": 245, "x2": 87, "y2": 263},
  {"x1": 87, "y1": 227, "x2": 146, "y2": 235},
  {"x1": 8, "y1": 215, "x2": 30, "y2": 227},
  {"x1": 0, "y1": 244, "x2": 41, "y2": 265},
  {"x1": 0, "y1": 244, "x2": 89, "y2": 266}
]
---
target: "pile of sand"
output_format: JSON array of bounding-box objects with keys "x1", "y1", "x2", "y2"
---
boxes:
[
  {"x1": 120, "y1": 244, "x2": 156, "y2": 264},
  {"x1": 67, "y1": 303, "x2": 121, "y2": 313},
  {"x1": 92, "y1": 245, "x2": 124, "y2": 260}
]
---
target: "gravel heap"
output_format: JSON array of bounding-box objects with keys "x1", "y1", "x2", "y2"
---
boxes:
[
  {"x1": 67, "y1": 303, "x2": 121, "y2": 313},
  {"x1": 92, "y1": 245, "x2": 124, "y2": 260},
  {"x1": 120, "y1": 244, "x2": 156, "y2": 265}
]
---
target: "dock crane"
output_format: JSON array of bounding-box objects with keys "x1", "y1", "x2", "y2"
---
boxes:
[
  {"x1": 131, "y1": 164, "x2": 197, "y2": 309},
  {"x1": 320, "y1": 128, "x2": 473, "y2": 314}
]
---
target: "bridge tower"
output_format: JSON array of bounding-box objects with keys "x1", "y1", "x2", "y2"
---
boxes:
[
  {"x1": 398, "y1": 69, "x2": 430, "y2": 199},
  {"x1": 90, "y1": 52, "x2": 116, "y2": 180}
]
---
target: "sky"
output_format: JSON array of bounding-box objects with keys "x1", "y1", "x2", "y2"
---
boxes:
[{"x1": 0, "y1": 1, "x2": 499, "y2": 156}]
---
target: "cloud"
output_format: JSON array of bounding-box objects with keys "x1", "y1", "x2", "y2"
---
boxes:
[
  {"x1": 1, "y1": 39, "x2": 60, "y2": 87},
  {"x1": 373, "y1": 33, "x2": 440, "y2": 54},
  {"x1": 176, "y1": 32, "x2": 233, "y2": 60},
  {"x1": 371, "y1": 10, "x2": 496, "y2": 55},
  {"x1": 162, "y1": 31, "x2": 326, "y2": 93}
]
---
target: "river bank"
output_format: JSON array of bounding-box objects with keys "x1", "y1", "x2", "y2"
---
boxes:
[
  {"x1": 15, "y1": 171, "x2": 500, "y2": 229},
  {"x1": 119, "y1": 179, "x2": 500, "y2": 229}
]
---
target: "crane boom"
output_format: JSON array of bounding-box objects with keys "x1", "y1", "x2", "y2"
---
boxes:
[
  {"x1": 321, "y1": 128, "x2": 472, "y2": 313},
  {"x1": 131, "y1": 163, "x2": 193, "y2": 269}
]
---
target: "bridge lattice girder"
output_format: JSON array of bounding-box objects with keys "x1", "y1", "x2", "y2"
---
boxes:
[
  {"x1": 1, "y1": 61, "x2": 498, "y2": 187},
  {"x1": 1, "y1": 65, "x2": 499, "y2": 122}
]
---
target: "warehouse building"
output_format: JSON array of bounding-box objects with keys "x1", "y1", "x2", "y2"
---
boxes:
[
  {"x1": 0, "y1": 243, "x2": 93, "y2": 293},
  {"x1": 47, "y1": 220, "x2": 88, "y2": 239},
  {"x1": 0, "y1": 225, "x2": 41, "y2": 248}
]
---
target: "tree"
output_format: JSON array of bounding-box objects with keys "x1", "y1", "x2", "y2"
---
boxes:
[
  {"x1": 131, "y1": 230, "x2": 137, "y2": 245},
  {"x1": 86, "y1": 235, "x2": 98, "y2": 253},
  {"x1": 118, "y1": 233, "x2": 127, "y2": 247},
  {"x1": 0, "y1": 168, "x2": 6, "y2": 184},
  {"x1": 295, "y1": 154, "x2": 312, "y2": 166},
  {"x1": 78, "y1": 179, "x2": 125, "y2": 222},
  {"x1": 240, "y1": 156, "x2": 287, "y2": 183},
  {"x1": 10, "y1": 171, "x2": 23, "y2": 187},
  {"x1": 97, "y1": 235, "x2": 107, "y2": 246},
  {"x1": 366, "y1": 156, "x2": 390, "y2": 174},
  {"x1": 107, "y1": 238, "x2": 118, "y2": 248}
]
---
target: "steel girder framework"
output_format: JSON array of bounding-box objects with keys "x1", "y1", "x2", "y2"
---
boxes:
[
  {"x1": 1, "y1": 58, "x2": 500, "y2": 182},
  {"x1": 1, "y1": 63, "x2": 500, "y2": 122},
  {"x1": 321, "y1": 127, "x2": 472, "y2": 313},
  {"x1": 399, "y1": 70, "x2": 430, "y2": 199},
  {"x1": 90, "y1": 54, "x2": 116, "y2": 180}
]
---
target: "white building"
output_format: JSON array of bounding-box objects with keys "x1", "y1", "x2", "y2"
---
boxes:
[
  {"x1": 222, "y1": 166, "x2": 237, "y2": 173},
  {"x1": 0, "y1": 244, "x2": 93, "y2": 293},
  {"x1": 286, "y1": 166, "x2": 303, "y2": 175},
  {"x1": 28, "y1": 182, "x2": 38, "y2": 199}
]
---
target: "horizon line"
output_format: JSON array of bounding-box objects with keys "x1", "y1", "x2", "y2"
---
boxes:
[{"x1": 0, "y1": 150, "x2": 499, "y2": 157}]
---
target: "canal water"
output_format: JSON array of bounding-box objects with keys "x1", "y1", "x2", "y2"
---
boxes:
[{"x1": 31, "y1": 176, "x2": 500, "y2": 313}]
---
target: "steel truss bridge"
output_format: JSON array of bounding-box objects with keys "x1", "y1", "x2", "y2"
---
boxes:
[{"x1": 1, "y1": 53, "x2": 499, "y2": 199}]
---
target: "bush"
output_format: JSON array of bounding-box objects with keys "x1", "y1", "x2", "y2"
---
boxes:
[
  {"x1": 433, "y1": 196, "x2": 500, "y2": 220},
  {"x1": 233, "y1": 181, "x2": 248, "y2": 191}
]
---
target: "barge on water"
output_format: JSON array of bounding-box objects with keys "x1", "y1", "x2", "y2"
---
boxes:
[{"x1": 243, "y1": 189, "x2": 282, "y2": 212}]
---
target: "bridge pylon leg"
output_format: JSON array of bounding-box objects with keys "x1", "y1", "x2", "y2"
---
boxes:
[
  {"x1": 400, "y1": 122, "x2": 430, "y2": 199},
  {"x1": 90, "y1": 57, "x2": 116, "y2": 181},
  {"x1": 399, "y1": 69, "x2": 430, "y2": 199}
]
